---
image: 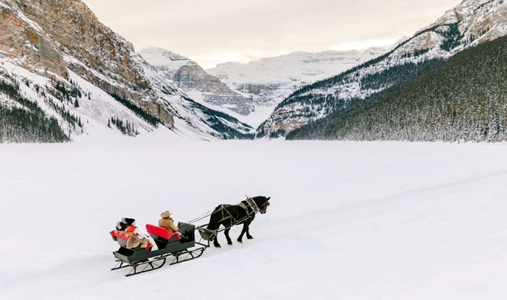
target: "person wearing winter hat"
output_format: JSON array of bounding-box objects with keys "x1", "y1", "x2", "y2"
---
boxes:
[
  {"x1": 159, "y1": 211, "x2": 178, "y2": 233},
  {"x1": 124, "y1": 218, "x2": 136, "y2": 227},
  {"x1": 159, "y1": 210, "x2": 186, "y2": 239},
  {"x1": 110, "y1": 217, "x2": 132, "y2": 241},
  {"x1": 115, "y1": 217, "x2": 130, "y2": 232}
]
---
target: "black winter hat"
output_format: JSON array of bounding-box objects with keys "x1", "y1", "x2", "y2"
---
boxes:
[{"x1": 124, "y1": 218, "x2": 135, "y2": 226}]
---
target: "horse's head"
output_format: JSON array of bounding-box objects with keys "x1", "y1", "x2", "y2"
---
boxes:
[{"x1": 253, "y1": 196, "x2": 270, "y2": 214}]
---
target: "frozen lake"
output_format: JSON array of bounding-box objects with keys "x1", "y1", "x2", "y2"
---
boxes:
[{"x1": 1, "y1": 140, "x2": 507, "y2": 299}]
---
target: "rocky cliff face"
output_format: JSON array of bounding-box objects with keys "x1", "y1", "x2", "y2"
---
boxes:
[
  {"x1": 257, "y1": 0, "x2": 507, "y2": 138},
  {"x1": 14, "y1": 0, "x2": 173, "y2": 124},
  {"x1": 0, "y1": 1, "x2": 67, "y2": 78},
  {"x1": 17, "y1": 0, "x2": 147, "y2": 89},
  {"x1": 427, "y1": 0, "x2": 507, "y2": 48},
  {"x1": 139, "y1": 47, "x2": 253, "y2": 116}
]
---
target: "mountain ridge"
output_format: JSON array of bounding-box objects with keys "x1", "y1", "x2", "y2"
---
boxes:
[
  {"x1": 257, "y1": 0, "x2": 507, "y2": 138},
  {"x1": 139, "y1": 47, "x2": 253, "y2": 116},
  {"x1": 206, "y1": 47, "x2": 387, "y2": 127},
  {"x1": 287, "y1": 33, "x2": 507, "y2": 142}
]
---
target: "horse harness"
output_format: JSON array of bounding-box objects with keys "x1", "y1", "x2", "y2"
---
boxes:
[{"x1": 218, "y1": 197, "x2": 260, "y2": 225}]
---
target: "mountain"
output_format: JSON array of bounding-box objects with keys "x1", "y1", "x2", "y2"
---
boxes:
[
  {"x1": 139, "y1": 47, "x2": 254, "y2": 116},
  {"x1": 257, "y1": 0, "x2": 507, "y2": 138},
  {"x1": 288, "y1": 33, "x2": 507, "y2": 142},
  {"x1": 207, "y1": 48, "x2": 386, "y2": 107},
  {"x1": 0, "y1": 0, "x2": 253, "y2": 143}
]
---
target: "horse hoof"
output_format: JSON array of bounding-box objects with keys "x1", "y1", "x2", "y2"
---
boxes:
[
  {"x1": 227, "y1": 242, "x2": 233, "y2": 246},
  {"x1": 214, "y1": 244, "x2": 221, "y2": 248},
  {"x1": 247, "y1": 236, "x2": 254, "y2": 240},
  {"x1": 237, "y1": 239, "x2": 243, "y2": 243}
]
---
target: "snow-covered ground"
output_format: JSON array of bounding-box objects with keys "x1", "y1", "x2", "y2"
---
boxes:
[{"x1": 1, "y1": 140, "x2": 507, "y2": 299}]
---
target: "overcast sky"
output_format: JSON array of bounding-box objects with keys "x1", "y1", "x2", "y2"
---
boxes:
[{"x1": 81, "y1": 0, "x2": 461, "y2": 69}]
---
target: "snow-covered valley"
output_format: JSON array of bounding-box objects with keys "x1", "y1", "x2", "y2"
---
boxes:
[{"x1": 1, "y1": 140, "x2": 507, "y2": 299}]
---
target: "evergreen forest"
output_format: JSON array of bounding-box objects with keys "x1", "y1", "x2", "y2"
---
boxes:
[
  {"x1": 0, "y1": 79, "x2": 70, "y2": 143},
  {"x1": 287, "y1": 35, "x2": 507, "y2": 142}
]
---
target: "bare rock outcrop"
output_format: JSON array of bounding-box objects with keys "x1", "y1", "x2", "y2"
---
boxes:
[
  {"x1": 14, "y1": 0, "x2": 175, "y2": 127},
  {"x1": 0, "y1": 3, "x2": 67, "y2": 78}
]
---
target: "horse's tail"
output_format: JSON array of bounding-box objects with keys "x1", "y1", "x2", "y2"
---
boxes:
[{"x1": 206, "y1": 205, "x2": 223, "y2": 231}]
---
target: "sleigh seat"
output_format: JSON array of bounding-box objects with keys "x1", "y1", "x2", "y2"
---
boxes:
[
  {"x1": 145, "y1": 224, "x2": 181, "y2": 249},
  {"x1": 146, "y1": 223, "x2": 195, "y2": 251}
]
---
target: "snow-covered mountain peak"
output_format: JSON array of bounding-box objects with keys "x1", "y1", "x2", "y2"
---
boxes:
[
  {"x1": 140, "y1": 47, "x2": 253, "y2": 117},
  {"x1": 139, "y1": 47, "x2": 197, "y2": 69},
  {"x1": 208, "y1": 48, "x2": 387, "y2": 86},
  {"x1": 206, "y1": 48, "x2": 387, "y2": 115},
  {"x1": 417, "y1": 0, "x2": 507, "y2": 49}
]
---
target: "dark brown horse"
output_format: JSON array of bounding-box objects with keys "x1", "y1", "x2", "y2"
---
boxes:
[{"x1": 206, "y1": 196, "x2": 270, "y2": 248}]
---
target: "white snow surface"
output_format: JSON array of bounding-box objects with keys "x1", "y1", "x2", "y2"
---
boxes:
[
  {"x1": 138, "y1": 47, "x2": 197, "y2": 76},
  {"x1": 1, "y1": 140, "x2": 507, "y2": 299}
]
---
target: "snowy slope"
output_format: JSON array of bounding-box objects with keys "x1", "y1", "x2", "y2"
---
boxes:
[
  {"x1": 207, "y1": 48, "x2": 387, "y2": 105},
  {"x1": 0, "y1": 57, "x2": 166, "y2": 141},
  {"x1": 0, "y1": 54, "x2": 228, "y2": 143},
  {"x1": 139, "y1": 47, "x2": 253, "y2": 117},
  {"x1": 258, "y1": 0, "x2": 507, "y2": 138},
  {"x1": 1, "y1": 141, "x2": 507, "y2": 299}
]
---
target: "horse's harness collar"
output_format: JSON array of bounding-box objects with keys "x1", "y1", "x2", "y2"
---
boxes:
[{"x1": 244, "y1": 197, "x2": 260, "y2": 214}]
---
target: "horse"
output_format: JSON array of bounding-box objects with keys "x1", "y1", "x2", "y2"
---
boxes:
[{"x1": 206, "y1": 196, "x2": 270, "y2": 248}]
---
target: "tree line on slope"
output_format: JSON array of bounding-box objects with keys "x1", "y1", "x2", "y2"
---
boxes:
[
  {"x1": 0, "y1": 79, "x2": 70, "y2": 143},
  {"x1": 259, "y1": 24, "x2": 466, "y2": 139},
  {"x1": 287, "y1": 35, "x2": 507, "y2": 142},
  {"x1": 256, "y1": 58, "x2": 444, "y2": 139}
]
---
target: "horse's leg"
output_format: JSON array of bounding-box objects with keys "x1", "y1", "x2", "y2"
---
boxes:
[
  {"x1": 213, "y1": 234, "x2": 221, "y2": 248},
  {"x1": 246, "y1": 225, "x2": 254, "y2": 240},
  {"x1": 237, "y1": 223, "x2": 247, "y2": 243},
  {"x1": 224, "y1": 227, "x2": 233, "y2": 245},
  {"x1": 208, "y1": 208, "x2": 222, "y2": 248},
  {"x1": 246, "y1": 215, "x2": 255, "y2": 239},
  {"x1": 212, "y1": 223, "x2": 221, "y2": 248}
]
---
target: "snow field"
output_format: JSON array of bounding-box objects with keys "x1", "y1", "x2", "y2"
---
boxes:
[{"x1": 1, "y1": 141, "x2": 507, "y2": 299}]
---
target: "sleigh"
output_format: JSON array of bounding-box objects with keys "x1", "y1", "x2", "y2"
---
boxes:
[
  {"x1": 110, "y1": 196, "x2": 271, "y2": 276},
  {"x1": 110, "y1": 222, "x2": 208, "y2": 276}
]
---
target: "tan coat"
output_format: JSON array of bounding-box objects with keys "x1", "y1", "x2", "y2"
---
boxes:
[
  {"x1": 159, "y1": 217, "x2": 179, "y2": 233},
  {"x1": 124, "y1": 225, "x2": 152, "y2": 249},
  {"x1": 126, "y1": 234, "x2": 151, "y2": 249}
]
